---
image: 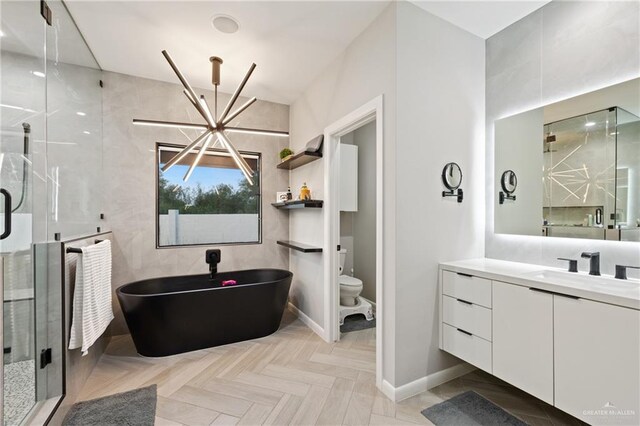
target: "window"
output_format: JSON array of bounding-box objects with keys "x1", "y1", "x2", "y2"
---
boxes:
[{"x1": 156, "y1": 143, "x2": 261, "y2": 247}]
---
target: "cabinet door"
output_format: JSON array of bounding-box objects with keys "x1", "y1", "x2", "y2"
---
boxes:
[
  {"x1": 339, "y1": 144, "x2": 358, "y2": 211},
  {"x1": 493, "y1": 282, "x2": 554, "y2": 404},
  {"x1": 555, "y1": 297, "x2": 640, "y2": 425}
]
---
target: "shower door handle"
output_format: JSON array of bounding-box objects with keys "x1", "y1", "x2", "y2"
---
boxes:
[{"x1": 0, "y1": 189, "x2": 12, "y2": 240}]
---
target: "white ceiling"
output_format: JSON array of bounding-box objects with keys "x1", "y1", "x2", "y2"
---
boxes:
[
  {"x1": 410, "y1": 1, "x2": 550, "y2": 39},
  {"x1": 65, "y1": 1, "x2": 392, "y2": 105},
  {"x1": 64, "y1": 1, "x2": 550, "y2": 106}
]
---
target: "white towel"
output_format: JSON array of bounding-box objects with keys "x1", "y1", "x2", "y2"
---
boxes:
[{"x1": 68, "y1": 240, "x2": 114, "y2": 356}]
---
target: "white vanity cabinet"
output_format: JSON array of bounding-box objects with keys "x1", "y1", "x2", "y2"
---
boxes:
[
  {"x1": 554, "y1": 297, "x2": 640, "y2": 425},
  {"x1": 440, "y1": 271, "x2": 492, "y2": 373},
  {"x1": 439, "y1": 259, "x2": 640, "y2": 426},
  {"x1": 493, "y1": 282, "x2": 554, "y2": 405}
]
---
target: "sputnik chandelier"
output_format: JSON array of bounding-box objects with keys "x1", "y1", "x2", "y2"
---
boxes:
[{"x1": 133, "y1": 51, "x2": 288, "y2": 184}]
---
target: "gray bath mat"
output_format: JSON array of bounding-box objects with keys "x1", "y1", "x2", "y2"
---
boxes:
[
  {"x1": 421, "y1": 390, "x2": 527, "y2": 425},
  {"x1": 340, "y1": 314, "x2": 376, "y2": 333},
  {"x1": 63, "y1": 385, "x2": 157, "y2": 426}
]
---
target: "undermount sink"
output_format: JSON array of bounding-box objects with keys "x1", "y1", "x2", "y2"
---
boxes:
[{"x1": 523, "y1": 269, "x2": 640, "y2": 294}]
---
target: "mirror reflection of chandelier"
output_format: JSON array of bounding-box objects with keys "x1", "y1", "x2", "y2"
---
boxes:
[{"x1": 133, "y1": 51, "x2": 289, "y2": 184}]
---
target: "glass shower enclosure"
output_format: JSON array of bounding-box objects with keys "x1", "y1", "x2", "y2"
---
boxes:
[
  {"x1": 543, "y1": 107, "x2": 640, "y2": 240},
  {"x1": 1, "y1": 0, "x2": 103, "y2": 424}
]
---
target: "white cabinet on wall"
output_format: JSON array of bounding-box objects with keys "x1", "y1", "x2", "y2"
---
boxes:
[
  {"x1": 554, "y1": 297, "x2": 640, "y2": 424},
  {"x1": 339, "y1": 144, "x2": 358, "y2": 212},
  {"x1": 493, "y1": 282, "x2": 554, "y2": 405}
]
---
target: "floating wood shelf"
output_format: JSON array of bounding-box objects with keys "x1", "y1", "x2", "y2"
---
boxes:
[
  {"x1": 277, "y1": 150, "x2": 322, "y2": 170},
  {"x1": 271, "y1": 200, "x2": 323, "y2": 209},
  {"x1": 277, "y1": 240, "x2": 323, "y2": 253}
]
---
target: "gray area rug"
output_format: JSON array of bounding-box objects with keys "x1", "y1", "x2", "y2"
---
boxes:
[
  {"x1": 63, "y1": 385, "x2": 157, "y2": 426},
  {"x1": 421, "y1": 391, "x2": 527, "y2": 425},
  {"x1": 341, "y1": 314, "x2": 376, "y2": 333}
]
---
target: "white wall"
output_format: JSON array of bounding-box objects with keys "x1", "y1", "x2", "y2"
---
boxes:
[
  {"x1": 289, "y1": 2, "x2": 397, "y2": 383},
  {"x1": 289, "y1": 0, "x2": 485, "y2": 389},
  {"x1": 486, "y1": 0, "x2": 640, "y2": 276},
  {"x1": 395, "y1": 1, "x2": 485, "y2": 385},
  {"x1": 159, "y1": 213, "x2": 259, "y2": 246}
]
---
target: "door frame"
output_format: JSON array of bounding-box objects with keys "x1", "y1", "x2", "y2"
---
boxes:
[{"x1": 323, "y1": 95, "x2": 384, "y2": 388}]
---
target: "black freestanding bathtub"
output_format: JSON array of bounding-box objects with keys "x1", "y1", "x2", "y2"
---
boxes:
[{"x1": 116, "y1": 269, "x2": 292, "y2": 357}]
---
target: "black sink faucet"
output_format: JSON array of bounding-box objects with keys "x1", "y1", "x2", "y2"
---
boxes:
[
  {"x1": 558, "y1": 257, "x2": 578, "y2": 272},
  {"x1": 615, "y1": 264, "x2": 640, "y2": 280},
  {"x1": 206, "y1": 249, "x2": 221, "y2": 278},
  {"x1": 581, "y1": 252, "x2": 601, "y2": 276}
]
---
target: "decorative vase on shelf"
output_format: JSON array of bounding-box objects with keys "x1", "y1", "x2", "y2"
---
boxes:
[{"x1": 299, "y1": 182, "x2": 311, "y2": 200}]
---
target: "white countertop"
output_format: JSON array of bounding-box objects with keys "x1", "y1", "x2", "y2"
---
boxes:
[{"x1": 440, "y1": 258, "x2": 640, "y2": 310}]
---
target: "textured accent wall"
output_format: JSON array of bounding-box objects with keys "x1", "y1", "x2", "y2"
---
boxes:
[
  {"x1": 485, "y1": 0, "x2": 640, "y2": 275},
  {"x1": 101, "y1": 72, "x2": 290, "y2": 334}
]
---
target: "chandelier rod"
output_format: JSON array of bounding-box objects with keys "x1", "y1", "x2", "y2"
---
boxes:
[
  {"x1": 161, "y1": 130, "x2": 212, "y2": 173},
  {"x1": 218, "y1": 63, "x2": 256, "y2": 124}
]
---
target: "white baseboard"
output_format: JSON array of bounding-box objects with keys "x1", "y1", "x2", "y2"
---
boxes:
[
  {"x1": 425, "y1": 362, "x2": 476, "y2": 391},
  {"x1": 287, "y1": 302, "x2": 327, "y2": 341},
  {"x1": 381, "y1": 363, "x2": 477, "y2": 402}
]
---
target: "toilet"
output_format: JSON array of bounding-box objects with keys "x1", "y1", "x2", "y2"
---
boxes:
[{"x1": 339, "y1": 249, "x2": 374, "y2": 325}]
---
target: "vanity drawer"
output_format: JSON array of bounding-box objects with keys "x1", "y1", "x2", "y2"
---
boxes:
[
  {"x1": 442, "y1": 323, "x2": 492, "y2": 373},
  {"x1": 442, "y1": 295, "x2": 492, "y2": 341},
  {"x1": 442, "y1": 271, "x2": 492, "y2": 308}
]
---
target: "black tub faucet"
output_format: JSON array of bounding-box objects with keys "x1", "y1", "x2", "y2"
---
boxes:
[
  {"x1": 581, "y1": 252, "x2": 600, "y2": 276},
  {"x1": 206, "y1": 249, "x2": 221, "y2": 278}
]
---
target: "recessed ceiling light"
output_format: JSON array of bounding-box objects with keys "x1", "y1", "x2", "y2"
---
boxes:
[
  {"x1": 585, "y1": 122, "x2": 596, "y2": 127},
  {"x1": 76, "y1": 111, "x2": 86, "y2": 116},
  {"x1": 212, "y1": 15, "x2": 239, "y2": 34},
  {"x1": 0, "y1": 30, "x2": 4, "y2": 37},
  {"x1": 83, "y1": 131, "x2": 91, "y2": 135},
  {"x1": 31, "y1": 71, "x2": 45, "y2": 78}
]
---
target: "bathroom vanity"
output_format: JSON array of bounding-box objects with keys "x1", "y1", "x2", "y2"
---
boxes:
[{"x1": 439, "y1": 258, "x2": 640, "y2": 425}]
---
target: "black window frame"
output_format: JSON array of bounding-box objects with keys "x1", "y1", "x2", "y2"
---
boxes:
[{"x1": 155, "y1": 142, "x2": 262, "y2": 249}]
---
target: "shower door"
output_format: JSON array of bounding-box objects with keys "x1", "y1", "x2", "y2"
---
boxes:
[{"x1": 1, "y1": 1, "x2": 64, "y2": 424}]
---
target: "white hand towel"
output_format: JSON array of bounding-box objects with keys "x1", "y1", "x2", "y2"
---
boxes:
[{"x1": 68, "y1": 240, "x2": 114, "y2": 356}]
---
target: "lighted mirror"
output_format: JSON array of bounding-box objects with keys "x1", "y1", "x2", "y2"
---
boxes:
[{"x1": 494, "y1": 77, "x2": 640, "y2": 241}]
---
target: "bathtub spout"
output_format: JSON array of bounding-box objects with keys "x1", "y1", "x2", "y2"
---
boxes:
[{"x1": 206, "y1": 249, "x2": 221, "y2": 278}]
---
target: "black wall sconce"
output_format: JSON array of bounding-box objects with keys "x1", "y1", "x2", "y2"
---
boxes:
[
  {"x1": 499, "y1": 170, "x2": 517, "y2": 204},
  {"x1": 442, "y1": 162, "x2": 463, "y2": 203}
]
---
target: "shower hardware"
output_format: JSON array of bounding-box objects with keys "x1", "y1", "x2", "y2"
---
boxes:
[
  {"x1": 12, "y1": 123, "x2": 30, "y2": 213},
  {"x1": 0, "y1": 188, "x2": 12, "y2": 240},
  {"x1": 133, "y1": 51, "x2": 289, "y2": 185}
]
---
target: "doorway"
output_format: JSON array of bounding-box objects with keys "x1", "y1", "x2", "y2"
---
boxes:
[{"x1": 323, "y1": 96, "x2": 384, "y2": 388}]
